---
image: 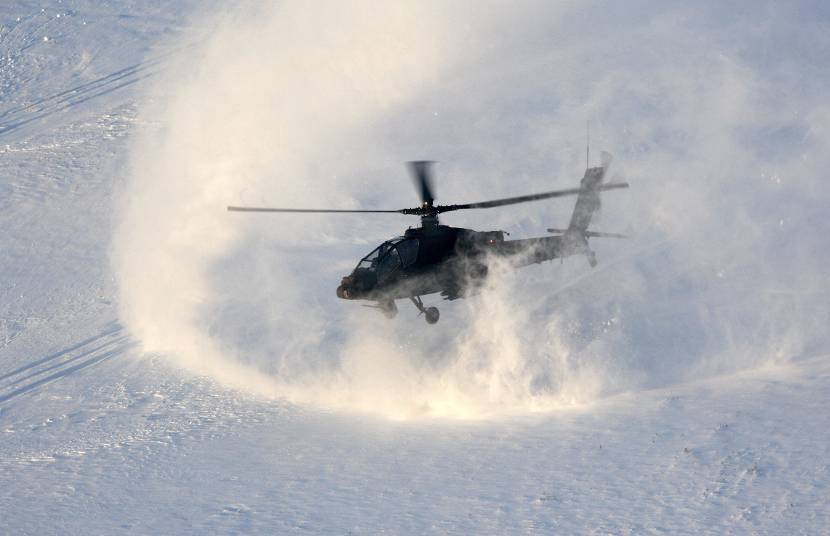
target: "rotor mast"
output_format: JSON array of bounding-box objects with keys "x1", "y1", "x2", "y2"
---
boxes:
[{"x1": 408, "y1": 160, "x2": 440, "y2": 231}]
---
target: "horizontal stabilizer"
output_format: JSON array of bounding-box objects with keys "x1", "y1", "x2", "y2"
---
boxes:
[{"x1": 547, "y1": 228, "x2": 626, "y2": 239}]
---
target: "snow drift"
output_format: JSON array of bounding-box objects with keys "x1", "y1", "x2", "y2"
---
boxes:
[{"x1": 112, "y1": 1, "x2": 830, "y2": 419}]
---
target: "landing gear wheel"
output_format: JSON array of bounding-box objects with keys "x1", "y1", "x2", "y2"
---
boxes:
[{"x1": 410, "y1": 295, "x2": 440, "y2": 325}]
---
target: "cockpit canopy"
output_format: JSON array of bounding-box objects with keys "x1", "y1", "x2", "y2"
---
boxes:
[{"x1": 356, "y1": 236, "x2": 419, "y2": 280}]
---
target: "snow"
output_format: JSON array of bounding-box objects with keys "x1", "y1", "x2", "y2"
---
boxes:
[{"x1": 2, "y1": 1, "x2": 829, "y2": 534}]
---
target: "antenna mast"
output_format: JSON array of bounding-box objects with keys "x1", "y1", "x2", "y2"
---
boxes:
[{"x1": 586, "y1": 120, "x2": 590, "y2": 169}]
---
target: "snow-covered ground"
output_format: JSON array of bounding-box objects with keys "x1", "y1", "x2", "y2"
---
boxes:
[{"x1": 2, "y1": 1, "x2": 829, "y2": 534}]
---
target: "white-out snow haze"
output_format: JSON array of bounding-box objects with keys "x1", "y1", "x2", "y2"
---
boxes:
[
  {"x1": 3, "y1": 1, "x2": 829, "y2": 534},
  {"x1": 114, "y1": 1, "x2": 830, "y2": 419}
]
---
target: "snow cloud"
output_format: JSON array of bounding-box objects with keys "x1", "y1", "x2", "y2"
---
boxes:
[{"x1": 113, "y1": 1, "x2": 830, "y2": 418}]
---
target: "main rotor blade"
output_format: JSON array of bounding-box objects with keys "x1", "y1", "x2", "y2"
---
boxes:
[
  {"x1": 227, "y1": 206, "x2": 406, "y2": 214},
  {"x1": 407, "y1": 161, "x2": 436, "y2": 206},
  {"x1": 227, "y1": 181, "x2": 629, "y2": 216},
  {"x1": 436, "y1": 182, "x2": 628, "y2": 213}
]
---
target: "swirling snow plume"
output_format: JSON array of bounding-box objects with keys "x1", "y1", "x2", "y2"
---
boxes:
[{"x1": 113, "y1": 1, "x2": 830, "y2": 419}]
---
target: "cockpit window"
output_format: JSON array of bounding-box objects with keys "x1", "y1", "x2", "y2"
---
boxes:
[
  {"x1": 357, "y1": 245, "x2": 383, "y2": 270},
  {"x1": 376, "y1": 247, "x2": 401, "y2": 281},
  {"x1": 397, "y1": 239, "x2": 419, "y2": 267},
  {"x1": 356, "y1": 238, "x2": 406, "y2": 271}
]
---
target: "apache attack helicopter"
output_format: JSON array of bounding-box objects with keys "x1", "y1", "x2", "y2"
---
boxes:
[{"x1": 228, "y1": 152, "x2": 628, "y2": 324}]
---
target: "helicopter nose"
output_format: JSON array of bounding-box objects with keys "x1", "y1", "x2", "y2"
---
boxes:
[
  {"x1": 336, "y1": 276, "x2": 354, "y2": 300},
  {"x1": 336, "y1": 284, "x2": 350, "y2": 299}
]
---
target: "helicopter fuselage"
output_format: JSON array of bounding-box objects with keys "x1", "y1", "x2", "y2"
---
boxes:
[
  {"x1": 229, "y1": 156, "x2": 625, "y2": 324},
  {"x1": 335, "y1": 224, "x2": 591, "y2": 304}
]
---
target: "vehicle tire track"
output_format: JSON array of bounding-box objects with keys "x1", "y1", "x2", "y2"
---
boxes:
[
  {"x1": 0, "y1": 69, "x2": 160, "y2": 137},
  {"x1": 0, "y1": 26, "x2": 197, "y2": 139},
  {"x1": 7, "y1": 336, "x2": 129, "y2": 388},
  {"x1": 0, "y1": 59, "x2": 163, "y2": 138},
  {"x1": 0, "y1": 322, "x2": 121, "y2": 382},
  {"x1": 0, "y1": 323, "x2": 135, "y2": 405},
  {"x1": 0, "y1": 55, "x2": 164, "y2": 122}
]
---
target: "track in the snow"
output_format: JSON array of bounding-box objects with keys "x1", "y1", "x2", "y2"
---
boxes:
[
  {"x1": 0, "y1": 322, "x2": 135, "y2": 405},
  {"x1": 0, "y1": 54, "x2": 171, "y2": 138},
  {"x1": 0, "y1": 10, "x2": 198, "y2": 140}
]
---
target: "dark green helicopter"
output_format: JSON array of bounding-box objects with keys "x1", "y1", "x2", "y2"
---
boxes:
[{"x1": 228, "y1": 152, "x2": 628, "y2": 324}]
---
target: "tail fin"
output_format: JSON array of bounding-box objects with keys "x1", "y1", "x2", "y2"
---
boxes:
[
  {"x1": 562, "y1": 152, "x2": 626, "y2": 267},
  {"x1": 567, "y1": 151, "x2": 612, "y2": 234}
]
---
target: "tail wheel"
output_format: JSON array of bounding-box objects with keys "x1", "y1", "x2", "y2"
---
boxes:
[{"x1": 587, "y1": 250, "x2": 598, "y2": 267}]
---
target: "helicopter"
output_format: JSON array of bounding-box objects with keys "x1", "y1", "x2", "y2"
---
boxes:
[{"x1": 228, "y1": 152, "x2": 628, "y2": 324}]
